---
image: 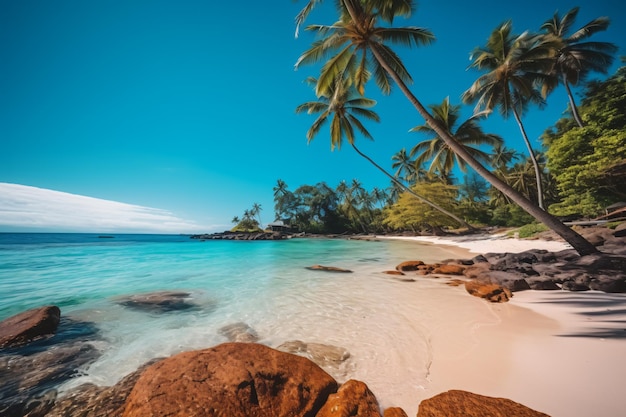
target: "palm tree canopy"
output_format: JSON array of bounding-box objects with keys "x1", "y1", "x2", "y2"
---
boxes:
[
  {"x1": 462, "y1": 21, "x2": 553, "y2": 118},
  {"x1": 295, "y1": 0, "x2": 434, "y2": 96},
  {"x1": 409, "y1": 97, "x2": 503, "y2": 174},
  {"x1": 295, "y1": 77, "x2": 380, "y2": 150},
  {"x1": 540, "y1": 7, "x2": 617, "y2": 94}
]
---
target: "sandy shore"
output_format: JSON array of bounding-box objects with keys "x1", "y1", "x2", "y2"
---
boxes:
[{"x1": 380, "y1": 234, "x2": 625, "y2": 417}]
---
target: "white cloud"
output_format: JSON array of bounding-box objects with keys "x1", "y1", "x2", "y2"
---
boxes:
[{"x1": 0, "y1": 183, "x2": 207, "y2": 233}]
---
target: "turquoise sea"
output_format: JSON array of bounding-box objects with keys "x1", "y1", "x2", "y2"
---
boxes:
[{"x1": 0, "y1": 233, "x2": 482, "y2": 413}]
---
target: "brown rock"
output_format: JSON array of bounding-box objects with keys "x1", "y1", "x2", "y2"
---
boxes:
[
  {"x1": 445, "y1": 279, "x2": 465, "y2": 287},
  {"x1": 122, "y1": 342, "x2": 338, "y2": 417},
  {"x1": 306, "y1": 265, "x2": 353, "y2": 273},
  {"x1": 383, "y1": 270, "x2": 405, "y2": 276},
  {"x1": 465, "y1": 281, "x2": 513, "y2": 303},
  {"x1": 316, "y1": 379, "x2": 381, "y2": 417},
  {"x1": 0, "y1": 306, "x2": 61, "y2": 349},
  {"x1": 384, "y1": 407, "x2": 409, "y2": 417},
  {"x1": 417, "y1": 390, "x2": 550, "y2": 416},
  {"x1": 432, "y1": 264, "x2": 465, "y2": 275},
  {"x1": 395, "y1": 260, "x2": 424, "y2": 272}
]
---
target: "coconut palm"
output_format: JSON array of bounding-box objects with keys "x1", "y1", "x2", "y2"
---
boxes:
[
  {"x1": 294, "y1": 0, "x2": 598, "y2": 255},
  {"x1": 409, "y1": 97, "x2": 503, "y2": 178},
  {"x1": 540, "y1": 7, "x2": 617, "y2": 127},
  {"x1": 391, "y1": 148, "x2": 426, "y2": 185},
  {"x1": 462, "y1": 21, "x2": 552, "y2": 210},
  {"x1": 490, "y1": 143, "x2": 521, "y2": 174},
  {"x1": 296, "y1": 75, "x2": 471, "y2": 228}
]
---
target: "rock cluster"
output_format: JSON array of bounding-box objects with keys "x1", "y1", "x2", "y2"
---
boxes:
[{"x1": 0, "y1": 307, "x2": 102, "y2": 417}]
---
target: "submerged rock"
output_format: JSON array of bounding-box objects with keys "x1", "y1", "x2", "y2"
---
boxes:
[
  {"x1": 114, "y1": 290, "x2": 198, "y2": 313},
  {"x1": 306, "y1": 265, "x2": 353, "y2": 273},
  {"x1": 416, "y1": 389, "x2": 550, "y2": 417},
  {"x1": 218, "y1": 322, "x2": 259, "y2": 343}
]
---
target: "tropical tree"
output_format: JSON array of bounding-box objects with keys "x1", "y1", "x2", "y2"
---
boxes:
[
  {"x1": 273, "y1": 179, "x2": 296, "y2": 220},
  {"x1": 539, "y1": 7, "x2": 617, "y2": 127},
  {"x1": 251, "y1": 203, "x2": 263, "y2": 227},
  {"x1": 295, "y1": 0, "x2": 598, "y2": 255},
  {"x1": 295, "y1": 75, "x2": 472, "y2": 228},
  {"x1": 391, "y1": 148, "x2": 420, "y2": 185},
  {"x1": 462, "y1": 21, "x2": 551, "y2": 209},
  {"x1": 409, "y1": 97, "x2": 502, "y2": 178}
]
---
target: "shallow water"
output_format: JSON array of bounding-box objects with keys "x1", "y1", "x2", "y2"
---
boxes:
[{"x1": 0, "y1": 233, "x2": 490, "y2": 413}]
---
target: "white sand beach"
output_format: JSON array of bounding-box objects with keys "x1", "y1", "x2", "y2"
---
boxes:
[{"x1": 380, "y1": 234, "x2": 626, "y2": 417}]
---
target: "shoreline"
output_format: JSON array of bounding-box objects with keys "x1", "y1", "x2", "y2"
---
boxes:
[{"x1": 380, "y1": 233, "x2": 625, "y2": 416}]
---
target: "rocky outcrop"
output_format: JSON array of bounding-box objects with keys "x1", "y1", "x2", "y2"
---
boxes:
[
  {"x1": 384, "y1": 407, "x2": 409, "y2": 417},
  {"x1": 191, "y1": 231, "x2": 288, "y2": 240},
  {"x1": 416, "y1": 390, "x2": 550, "y2": 416},
  {"x1": 316, "y1": 379, "x2": 381, "y2": 417},
  {"x1": 306, "y1": 265, "x2": 353, "y2": 273},
  {"x1": 0, "y1": 315, "x2": 101, "y2": 417},
  {"x1": 0, "y1": 306, "x2": 61, "y2": 349},
  {"x1": 395, "y1": 260, "x2": 425, "y2": 271},
  {"x1": 121, "y1": 342, "x2": 338, "y2": 417},
  {"x1": 114, "y1": 290, "x2": 198, "y2": 313}
]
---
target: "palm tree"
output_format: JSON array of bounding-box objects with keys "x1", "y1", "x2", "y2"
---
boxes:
[
  {"x1": 251, "y1": 203, "x2": 263, "y2": 227},
  {"x1": 462, "y1": 21, "x2": 552, "y2": 210},
  {"x1": 296, "y1": 75, "x2": 472, "y2": 229},
  {"x1": 295, "y1": 0, "x2": 598, "y2": 255},
  {"x1": 391, "y1": 148, "x2": 423, "y2": 185},
  {"x1": 490, "y1": 143, "x2": 521, "y2": 174},
  {"x1": 409, "y1": 97, "x2": 503, "y2": 178},
  {"x1": 540, "y1": 7, "x2": 617, "y2": 127}
]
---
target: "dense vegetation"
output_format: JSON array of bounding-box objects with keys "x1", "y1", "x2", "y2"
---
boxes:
[{"x1": 232, "y1": 3, "x2": 623, "y2": 248}]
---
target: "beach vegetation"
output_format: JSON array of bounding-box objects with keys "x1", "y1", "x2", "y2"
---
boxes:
[
  {"x1": 230, "y1": 207, "x2": 263, "y2": 233},
  {"x1": 383, "y1": 182, "x2": 461, "y2": 233},
  {"x1": 543, "y1": 63, "x2": 626, "y2": 217},
  {"x1": 516, "y1": 223, "x2": 550, "y2": 238},
  {"x1": 293, "y1": 0, "x2": 604, "y2": 255}
]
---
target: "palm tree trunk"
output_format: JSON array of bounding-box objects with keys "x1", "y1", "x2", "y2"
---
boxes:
[
  {"x1": 350, "y1": 143, "x2": 473, "y2": 230},
  {"x1": 564, "y1": 75, "x2": 585, "y2": 128},
  {"x1": 511, "y1": 107, "x2": 545, "y2": 210},
  {"x1": 366, "y1": 42, "x2": 598, "y2": 256}
]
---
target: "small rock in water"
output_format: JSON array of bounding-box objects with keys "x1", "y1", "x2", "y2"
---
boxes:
[
  {"x1": 114, "y1": 290, "x2": 197, "y2": 313},
  {"x1": 277, "y1": 340, "x2": 351, "y2": 368},
  {"x1": 306, "y1": 265, "x2": 353, "y2": 273},
  {"x1": 218, "y1": 322, "x2": 259, "y2": 343}
]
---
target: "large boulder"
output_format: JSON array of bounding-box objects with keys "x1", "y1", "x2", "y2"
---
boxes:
[
  {"x1": 121, "y1": 342, "x2": 338, "y2": 417},
  {"x1": 464, "y1": 281, "x2": 513, "y2": 303},
  {"x1": 316, "y1": 379, "x2": 381, "y2": 417},
  {"x1": 0, "y1": 306, "x2": 61, "y2": 349},
  {"x1": 417, "y1": 390, "x2": 550, "y2": 417}
]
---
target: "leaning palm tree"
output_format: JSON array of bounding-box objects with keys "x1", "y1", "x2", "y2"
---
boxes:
[
  {"x1": 294, "y1": 0, "x2": 598, "y2": 255},
  {"x1": 409, "y1": 97, "x2": 503, "y2": 178},
  {"x1": 540, "y1": 7, "x2": 617, "y2": 127},
  {"x1": 462, "y1": 21, "x2": 552, "y2": 210},
  {"x1": 296, "y1": 76, "x2": 471, "y2": 228}
]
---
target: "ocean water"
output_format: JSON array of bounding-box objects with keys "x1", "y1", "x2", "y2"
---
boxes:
[{"x1": 0, "y1": 233, "x2": 492, "y2": 413}]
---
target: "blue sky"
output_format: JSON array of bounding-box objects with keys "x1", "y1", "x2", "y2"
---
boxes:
[{"x1": 1, "y1": 1, "x2": 624, "y2": 233}]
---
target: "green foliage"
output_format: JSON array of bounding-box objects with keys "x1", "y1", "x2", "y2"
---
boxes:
[
  {"x1": 544, "y1": 66, "x2": 626, "y2": 217},
  {"x1": 383, "y1": 182, "x2": 460, "y2": 231},
  {"x1": 491, "y1": 204, "x2": 535, "y2": 227},
  {"x1": 516, "y1": 223, "x2": 549, "y2": 238}
]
